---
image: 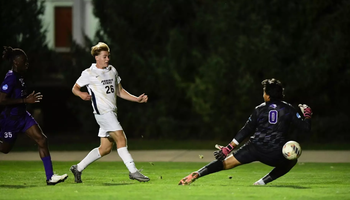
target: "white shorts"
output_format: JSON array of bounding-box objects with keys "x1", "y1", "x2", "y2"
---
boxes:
[{"x1": 94, "y1": 111, "x2": 123, "y2": 138}]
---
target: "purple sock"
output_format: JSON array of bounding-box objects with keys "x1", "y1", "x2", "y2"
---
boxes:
[{"x1": 41, "y1": 156, "x2": 54, "y2": 180}]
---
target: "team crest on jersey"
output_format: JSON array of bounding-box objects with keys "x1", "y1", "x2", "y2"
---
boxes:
[
  {"x1": 2, "y1": 84, "x2": 8, "y2": 90},
  {"x1": 269, "y1": 104, "x2": 277, "y2": 108},
  {"x1": 296, "y1": 113, "x2": 301, "y2": 118}
]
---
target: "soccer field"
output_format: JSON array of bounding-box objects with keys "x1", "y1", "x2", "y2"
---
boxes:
[{"x1": 0, "y1": 161, "x2": 349, "y2": 200}]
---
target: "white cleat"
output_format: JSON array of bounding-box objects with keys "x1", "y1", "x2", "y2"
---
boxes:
[{"x1": 47, "y1": 174, "x2": 68, "y2": 185}]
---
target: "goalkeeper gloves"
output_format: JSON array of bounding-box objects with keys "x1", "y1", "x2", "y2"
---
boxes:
[
  {"x1": 213, "y1": 142, "x2": 235, "y2": 161},
  {"x1": 298, "y1": 104, "x2": 313, "y2": 119}
]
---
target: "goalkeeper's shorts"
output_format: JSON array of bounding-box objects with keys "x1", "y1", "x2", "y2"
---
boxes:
[{"x1": 234, "y1": 141, "x2": 295, "y2": 167}]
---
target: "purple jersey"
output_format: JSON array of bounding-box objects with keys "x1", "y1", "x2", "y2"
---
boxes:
[
  {"x1": 0, "y1": 70, "x2": 27, "y2": 116},
  {"x1": 0, "y1": 70, "x2": 37, "y2": 143}
]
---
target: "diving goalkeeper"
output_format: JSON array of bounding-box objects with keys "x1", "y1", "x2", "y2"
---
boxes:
[{"x1": 179, "y1": 78, "x2": 312, "y2": 185}]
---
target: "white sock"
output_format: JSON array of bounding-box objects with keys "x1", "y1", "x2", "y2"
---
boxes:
[
  {"x1": 77, "y1": 148, "x2": 101, "y2": 172},
  {"x1": 117, "y1": 147, "x2": 137, "y2": 173}
]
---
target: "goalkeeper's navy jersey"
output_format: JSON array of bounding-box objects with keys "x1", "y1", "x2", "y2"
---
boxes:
[{"x1": 234, "y1": 100, "x2": 311, "y2": 151}]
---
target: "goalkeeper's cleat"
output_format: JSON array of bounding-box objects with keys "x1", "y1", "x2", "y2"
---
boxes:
[
  {"x1": 253, "y1": 179, "x2": 265, "y2": 185},
  {"x1": 178, "y1": 172, "x2": 199, "y2": 185},
  {"x1": 129, "y1": 170, "x2": 150, "y2": 182},
  {"x1": 253, "y1": 181, "x2": 260, "y2": 185},
  {"x1": 70, "y1": 165, "x2": 83, "y2": 183},
  {"x1": 46, "y1": 174, "x2": 68, "y2": 185}
]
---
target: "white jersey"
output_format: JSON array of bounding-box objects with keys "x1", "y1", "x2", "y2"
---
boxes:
[{"x1": 76, "y1": 64, "x2": 121, "y2": 115}]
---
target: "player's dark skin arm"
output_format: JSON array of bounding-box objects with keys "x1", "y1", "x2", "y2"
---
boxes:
[{"x1": 0, "y1": 91, "x2": 43, "y2": 105}]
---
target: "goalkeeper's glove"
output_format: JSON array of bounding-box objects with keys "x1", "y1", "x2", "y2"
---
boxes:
[
  {"x1": 298, "y1": 104, "x2": 313, "y2": 119},
  {"x1": 213, "y1": 142, "x2": 235, "y2": 161}
]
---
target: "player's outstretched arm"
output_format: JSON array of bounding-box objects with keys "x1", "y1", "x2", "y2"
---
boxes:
[
  {"x1": 117, "y1": 83, "x2": 148, "y2": 103},
  {"x1": 72, "y1": 83, "x2": 91, "y2": 101},
  {"x1": 214, "y1": 141, "x2": 236, "y2": 161}
]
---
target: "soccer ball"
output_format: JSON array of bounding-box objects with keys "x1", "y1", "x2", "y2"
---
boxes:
[{"x1": 282, "y1": 141, "x2": 302, "y2": 160}]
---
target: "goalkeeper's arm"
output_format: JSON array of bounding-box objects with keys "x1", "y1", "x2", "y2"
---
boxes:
[
  {"x1": 214, "y1": 140, "x2": 237, "y2": 161},
  {"x1": 214, "y1": 111, "x2": 256, "y2": 161}
]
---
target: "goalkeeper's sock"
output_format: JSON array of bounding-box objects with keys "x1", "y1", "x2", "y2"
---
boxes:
[
  {"x1": 197, "y1": 160, "x2": 224, "y2": 177},
  {"x1": 77, "y1": 148, "x2": 101, "y2": 172},
  {"x1": 262, "y1": 175, "x2": 273, "y2": 184},
  {"x1": 117, "y1": 147, "x2": 137, "y2": 173},
  {"x1": 263, "y1": 160, "x2": 297, "y2": 184}
]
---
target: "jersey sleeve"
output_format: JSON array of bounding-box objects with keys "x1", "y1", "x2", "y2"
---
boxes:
[
  {"x1": 291, "y1": 106, "x2": 311, "y2": 132},
  {"x1": 76, "y1": 70, "x2": 90, "y2": 87},
  {"x1": 108, "y1": 65, "x2": 122, "y2": 85},
  {"x1": 0, "y1": 75, "x2": 15, "y2": 94},
  {"x1": 112, "y1": 66, "x2": 121, "y2": 84},
  {"x1": 233, "y1": 108, "x2": 258, "y2": 144}
]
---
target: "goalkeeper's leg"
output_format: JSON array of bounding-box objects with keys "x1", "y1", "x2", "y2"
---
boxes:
[
  {"x1": 179, "y1": 155, "x2": 241, "y2": 185},
  {"x1": 178, "y1": 160, "x2": 223, "y2": 185},
  {"x1": 198, "y1": 155, "x2": 241, "y2": 176},
  {"x1": 254, "y1": 159, "x2": 297, "y2": 185}
]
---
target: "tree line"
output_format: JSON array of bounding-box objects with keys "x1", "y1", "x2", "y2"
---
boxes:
[{"x1": 1, "y1": 0, "x2": 349, "y2": 143}]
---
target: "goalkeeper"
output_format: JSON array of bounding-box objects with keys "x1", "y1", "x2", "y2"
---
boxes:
[{"x1": 179, "y1": 78, "x2": 312, "y2": 185}]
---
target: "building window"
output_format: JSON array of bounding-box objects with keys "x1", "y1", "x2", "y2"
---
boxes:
[{"x1": 54, "y1": 6, "x2": 72, "y2": 52}]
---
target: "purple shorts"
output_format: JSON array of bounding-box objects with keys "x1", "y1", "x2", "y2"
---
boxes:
[{"x1": 0, "y1": 111, "x2": 38, "y2": 143}]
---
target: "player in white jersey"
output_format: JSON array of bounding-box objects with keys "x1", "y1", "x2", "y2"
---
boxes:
[{"x1": 70, "y1": 42, "x2": 150, "y2": 183}]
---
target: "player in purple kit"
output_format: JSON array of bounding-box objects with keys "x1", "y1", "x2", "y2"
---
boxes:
[
  {"x1": 179, "y1": 78, "x2": 312, "y2": 186},
  {"x1": 0, "y1": 46, "x2": 68, "y2": 185}
]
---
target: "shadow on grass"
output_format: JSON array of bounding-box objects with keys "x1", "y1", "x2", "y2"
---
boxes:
[
  {"x1": 0, "y1": 184, "x2": 37, "y2": 189},
  {"x1": 103, "y1": 182, "x2": 135, "y2": 186},
  {"x1": 267, "y1": 185, "x2": 311, "y2": 189}
]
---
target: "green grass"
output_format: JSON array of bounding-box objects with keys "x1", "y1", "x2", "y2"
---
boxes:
[
  {"x1": 13, "y1": 139, "x2": 229, "y2": 151},
  {"x1": 0, "y1": 161, "x2": 349, "y2": 200},
  {"x1": 12, "y1": 137, "x2": 350, "y2": 151}
]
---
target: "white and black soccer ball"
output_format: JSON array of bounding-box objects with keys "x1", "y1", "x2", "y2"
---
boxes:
[{"x1": 282, "y1": 141, "x2": 302, "y2": 160}]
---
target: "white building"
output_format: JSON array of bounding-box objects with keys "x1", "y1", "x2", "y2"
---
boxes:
[{"x1": 40, "y1": 0, "x2": 99, "y2": 52}]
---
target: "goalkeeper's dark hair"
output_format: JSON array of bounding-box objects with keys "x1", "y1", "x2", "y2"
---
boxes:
[{"x1": 261, "y1": 78, "x2": 284, "y2": 101}]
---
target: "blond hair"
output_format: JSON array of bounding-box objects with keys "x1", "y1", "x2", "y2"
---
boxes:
[{"x1": 91, "y1": 42, "x2": 110, "y2": 56}]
